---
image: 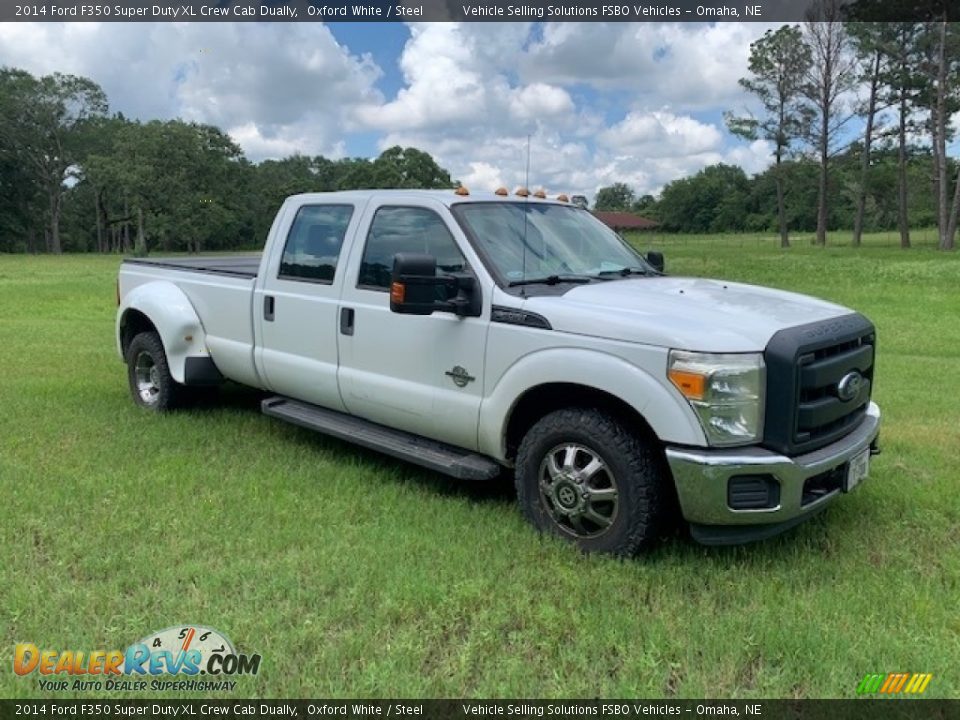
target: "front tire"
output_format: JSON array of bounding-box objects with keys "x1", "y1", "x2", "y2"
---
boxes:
[
  {"x1": 516, "y1": 408, "x2": 667, "y2": 556},
  {"x1": 125, "y1": 331, "x2": 184, "y2": 411}
]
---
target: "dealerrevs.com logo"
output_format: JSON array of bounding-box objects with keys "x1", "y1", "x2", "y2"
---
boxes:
[{"x1": 14, "y1": 625, "x2": 261, "y2": 692}]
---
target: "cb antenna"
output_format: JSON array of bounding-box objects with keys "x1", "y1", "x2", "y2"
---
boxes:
[
  {"x1": 524, "y1": 133, "x2": 531, "y2": 189},
  {"x1": 521, "y1": 133, "x2": 531, "y2": 290}
]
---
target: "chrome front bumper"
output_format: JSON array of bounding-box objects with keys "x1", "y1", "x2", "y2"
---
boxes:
[{"x1": 666, "y1": 402, "x2": 880, "y2": 544}]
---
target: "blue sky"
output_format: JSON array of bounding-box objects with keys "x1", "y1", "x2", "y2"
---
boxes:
[
  {"x1": 329, "y1": 24, "x2": 408, "y2": 97},
  {"x1": 2, "y1": 21, "x2": 948, "y2": 200}
]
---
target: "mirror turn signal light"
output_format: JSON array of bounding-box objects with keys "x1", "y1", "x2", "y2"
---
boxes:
[{"x1": 390, "y1": 282, "x2": 406, "y2": 304}]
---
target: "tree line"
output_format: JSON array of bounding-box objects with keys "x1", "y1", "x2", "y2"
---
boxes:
[
  {"x1": 595, "y1": 13, "x2": 959, "y2": 250},
  {"x1": 0, "y1": 67, "x2": 453, "y2": 255},
  {"x1": 1, "y1": 14, "x2": 956, "y2": 255}
]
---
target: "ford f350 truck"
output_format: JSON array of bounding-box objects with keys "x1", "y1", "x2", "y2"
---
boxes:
[{"x1": 116, "y1": 189, "x2": 880, "y2": 555}]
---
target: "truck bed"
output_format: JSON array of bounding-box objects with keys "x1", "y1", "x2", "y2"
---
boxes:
[{"x1": 123, "y1": 254, "x2": 261, "y2": 278}]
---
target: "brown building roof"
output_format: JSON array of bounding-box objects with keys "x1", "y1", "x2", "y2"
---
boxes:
[{"x1": 592, "y1": 211, "x2": 658, "y2": 231}]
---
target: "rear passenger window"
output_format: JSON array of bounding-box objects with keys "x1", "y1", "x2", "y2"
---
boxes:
[
  {"x1": 358, "y1": 206, "x2": 466, "y2": 290},
  {"x1": 279, "y1": 205, "x2": 353, "y2": 283}
]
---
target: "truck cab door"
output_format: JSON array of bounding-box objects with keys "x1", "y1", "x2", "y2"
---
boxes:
[
  {"x1": 336, "y1": 200, "x2": 490, "y2": 451},
  {"x1": 254, "y1": 202, "x2": 362, "y2": 412}
]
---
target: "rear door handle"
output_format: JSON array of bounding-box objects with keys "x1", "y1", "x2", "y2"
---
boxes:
[
  {"x1": 340, "y1": 307, "x2": 354, "y2": 336},
  {"x1": 264, "y1": 295, "x2": 275, "y2": 322}
]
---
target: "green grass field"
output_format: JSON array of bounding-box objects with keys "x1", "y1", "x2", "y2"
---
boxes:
[{"x1": 1, "y1": 230, "x2": 958, "y2": 700}]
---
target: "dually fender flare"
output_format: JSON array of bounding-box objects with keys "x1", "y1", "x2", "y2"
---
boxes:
[{"x1": 116, "y1": 281, "x2": 208, "y2": 384}]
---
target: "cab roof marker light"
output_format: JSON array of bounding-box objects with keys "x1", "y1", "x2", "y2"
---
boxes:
[
  {"x1": 516, "y1": 187, "x2": 530, "y2": 197},
  {"x1": 494, "y1": 187, "x2": 509, "y2": 196},
  {"x1": 533, "y1": 189, "x2": 547, "y2": 199},
  {"x1": 454, "y1": 186, "x2": 470, "y2": 196}
]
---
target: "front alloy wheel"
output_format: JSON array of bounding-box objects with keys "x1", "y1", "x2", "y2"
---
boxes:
[
  {"x1": 516, "y1": 408, "x2": 668, "y2": 556},
  {"x1": 538, "y1": 443, "x2": 619, "y2": 538}
]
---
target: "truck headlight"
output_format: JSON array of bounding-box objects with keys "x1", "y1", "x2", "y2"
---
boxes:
[{"x1": 668, "y1": 350, "x2": 765, "y2": 447}]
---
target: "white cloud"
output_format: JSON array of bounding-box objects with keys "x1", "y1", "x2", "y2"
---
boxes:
[
  {"x1": 356, "y1": 23, "x2": 489, "y2": 132},
  {"x1": 509, "y1": 83, "x2": 576, "y2": 122},
  {"x1": 0, "y1": 22, "x2": 383, "y2": 160},
  {"x1": 460, "y1": 161, "x2": 505, "y2": 190},
  {"x1": 354, "y1": 22, "x2": 777, "y2": 201},
  {"x1": 724, "y1": 139, "x2": 775, "y2": 175},
  {"x1": 378, "y1": 130, "x2": 593, "y2": 194},
  {"x1": 226, "y1": 122, "x2": 346, "y2": 161},
  {"x1": 521, "y1": 22, "x2": 778, "y2": 110},
  {"x1": 0, "y1": 21, "x2": 781, "y2": 198},
  {"x1": 355, "y1": 23, "x2": 570, "y2": 136},
  {"x1": 599, "y1": 110, "x2": 723, "y2": 158},
  {"x1": 353, "y1": 23, "x2": 600, "y2": 195}
]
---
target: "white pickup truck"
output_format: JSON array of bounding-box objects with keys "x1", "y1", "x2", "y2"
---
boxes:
[{"x1": 116, "y1": 189, "x2": 880, "y2": 554}]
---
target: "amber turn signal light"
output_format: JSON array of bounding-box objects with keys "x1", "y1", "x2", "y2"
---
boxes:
[
  {"x1": 668, "y1": 369, "x2": 706, "y2": 401},
  {"x1": 390, "y1": 282, "x2": 406, "y2": 304}
]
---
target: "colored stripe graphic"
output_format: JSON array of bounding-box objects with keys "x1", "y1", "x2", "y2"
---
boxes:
[
  {"x1": 858, "y1": 672, "x2": 932, "y2": 695},
  {"x1": 857, "y1": 674, "x2": 885, "y2": 694},
  {"x1": 879, "y1": 674, "x2": 896, "y2": 693}
]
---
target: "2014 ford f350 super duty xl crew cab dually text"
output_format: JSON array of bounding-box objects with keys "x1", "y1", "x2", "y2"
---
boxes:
[{"x1": 116, "y1": 189, "x2": 881, "y2": 555}]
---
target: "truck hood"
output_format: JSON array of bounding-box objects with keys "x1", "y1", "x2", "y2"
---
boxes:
[{"x1": 522, "y1": 277, "x2": 852, "y2": 352}]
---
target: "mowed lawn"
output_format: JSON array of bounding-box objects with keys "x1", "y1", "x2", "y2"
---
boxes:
[{"x1": 1, "y1": 230, "x2": 958, "y2": 699}]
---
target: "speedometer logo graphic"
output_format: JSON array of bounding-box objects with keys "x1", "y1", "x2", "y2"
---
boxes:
[
  {"x1": 126, "y1": 623, "x2": 260, "y2": 677},
  {"x1": 137, "y1": 625, "x2": 236, "y2": 670}
]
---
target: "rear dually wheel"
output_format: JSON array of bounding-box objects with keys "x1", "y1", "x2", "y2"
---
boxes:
[{"x1": 125, "y1": 331, "x2": 185, "y2": 411}]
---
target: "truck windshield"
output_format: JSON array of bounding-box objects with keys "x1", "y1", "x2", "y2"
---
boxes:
[{"x1": 452, "y1": 202, "x2": 651, "y2": 285}]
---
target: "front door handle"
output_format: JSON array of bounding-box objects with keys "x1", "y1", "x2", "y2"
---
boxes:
[
  {"x1": 264, "y1": 295, "x2": 275, "y2": 322},
  {"x1": 340, "y1": 307, "x2": 355, "y2": 336}
]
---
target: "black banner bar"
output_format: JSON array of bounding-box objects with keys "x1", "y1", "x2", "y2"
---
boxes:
[
  {"x1": 1, "y1": 700, "x2": 959, "y2": 720},
  {"x1": 1, "y1": 0, "x2": 956, "y2": 23}
]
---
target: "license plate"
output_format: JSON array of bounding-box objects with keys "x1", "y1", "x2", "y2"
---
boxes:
[{"x1": 845, "y1": 448, "x2": 870, "y2": 492}]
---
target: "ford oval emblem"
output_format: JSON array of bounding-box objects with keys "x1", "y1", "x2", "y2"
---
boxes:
[{"x1": 837, "y1": 371, "x2": 863, "y2": 402}]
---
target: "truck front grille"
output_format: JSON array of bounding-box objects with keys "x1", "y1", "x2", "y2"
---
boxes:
[{"x1": 764, "y1": 314, "x2": 876, "y2": 456}]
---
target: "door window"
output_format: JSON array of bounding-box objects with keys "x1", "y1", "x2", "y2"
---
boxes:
[
  {"x1": 358, "y1": 206, "x2": 467, "y2": 290},
  {"x1": 278, "y1": 205, "x2": 353, "y2": 283}
]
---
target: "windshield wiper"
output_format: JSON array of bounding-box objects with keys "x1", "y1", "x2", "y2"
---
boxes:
[
  {"x1": 508, "y1": 274, "x2": 595, "y2": 287},
  {"x1": 595, "y1": 266, "x2": 653, "y2": 278}
]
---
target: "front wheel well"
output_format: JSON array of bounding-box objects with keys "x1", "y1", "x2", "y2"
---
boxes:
[
  {"x1": 504, "y1": 383, "x2": 661, "y2": 462},
  {"x1": 119, "y1": 309, "x2": 158, "y2": 358}
]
